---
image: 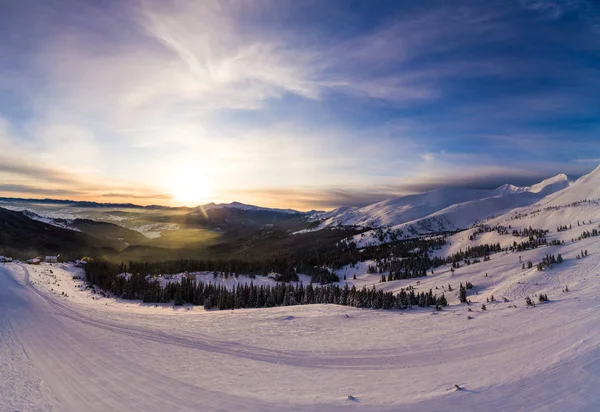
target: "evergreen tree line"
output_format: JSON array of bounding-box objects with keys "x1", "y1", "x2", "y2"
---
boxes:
[
  {"x1": 85, "y1": 260, "x2": 448, "y2": 310},
  {"x1": 536, "y1": 254, "x2": 563, "y2": 271},
  {"x1": 509, "y1": 237, "x2": 547, "y2": 252},
  {"x1": 578, "y1": 228, "x2": 599, "y2": 240},
  {"x1": 365, "y1": 256, "x2": 430, "y2": 280},
  {"x1": 469, "y1": 224, "x2": 510, "y2": 240},
  {"x1": 512, "y1": 226, "x2": 548, "y2": 239},
  {"x1": 435, "y1": 243, "x2": 502, "y2": 267},
  {"x1": 101, "y1": 236, "x2": 447, "y2": 286}
]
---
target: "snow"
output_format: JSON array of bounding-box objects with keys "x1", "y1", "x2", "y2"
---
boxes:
[
  {"x1": 314, "y1": 174, "x2": 568, "y2": 232},
  {"x1": 202, "y1": 201, "x2": 303, "y2": 215},
  {"x1": 132, "y1": 223, "x2": 180, "y2": 239},
  {"x1": 3, "y1": 222, "x2": 600, "y2": 412},
  {"x1": 145, "y1": 271, "x2": 314, "y2": 289},
  {"x1": 20, "y1": 210, "x2": 82, "y2": 232},
  {"x1": 3, "y1": 168, "x2": 600, "y2": 411},
  {"x1": 343, "y1": 174, "x2": 572, "y2": 246},
  {"x1": 540, "y1": 165, "x2": 600, "y2": 207}
]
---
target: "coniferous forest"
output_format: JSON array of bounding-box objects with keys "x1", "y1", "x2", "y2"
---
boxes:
[{"x1": 86, "y1": 259, "x2": 448, "y2": 310}]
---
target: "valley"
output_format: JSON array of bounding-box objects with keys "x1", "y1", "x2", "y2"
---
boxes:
[{"x1": 3, "y1": 165, "x2": 600, "y2": 411}]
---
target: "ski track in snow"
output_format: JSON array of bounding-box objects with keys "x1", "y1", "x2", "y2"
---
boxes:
[{"x1": 3, "y1": 250, "x2": 600, "y2": 411}]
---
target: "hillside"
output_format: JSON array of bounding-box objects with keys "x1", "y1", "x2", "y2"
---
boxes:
[
  {"x1": 539, "y1": 165, "x2": 600, "y2": 207},
  {"x1": 337, "y1": 175, "x2": 568, "y2": 246},
  {"x1": 70, "y1": 219, "x2": 150, "y2": 250},
  {"x1": 0, "y1": 207, "x2": 111, "y2": 257},
  {"x1": 382, "y1": 175, "x2": 570, "y2": 238},
  {"x1": 312, "y1": 174, "x2": 569, "y2": 232},
  {"x1": 3, "y1": 216, "x2": 600, "y2": 411}
]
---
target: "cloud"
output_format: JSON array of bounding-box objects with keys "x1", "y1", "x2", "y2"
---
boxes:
[
  {"x1": 101, "y1": 192, "x2": 173, "y2": 200},
  {"x1": 573, "y1": 158, "x2": 600, "y2": 163},
  {"x1": 520, "y1": 0, "x2": 565, "y2": 19},
  {"x1": 0, "y1": 184, "x2": 84, "y2": 197},
  {"x1": 138, "y1": 0, "x2": 324, "y2": 104},
  {"x1": 227, "y1": 171, "x2": 562, "y2": 211},
  {"x1": 520, "y1": 0, "x2": 600, "y2": 31},
  {"x1": 0, "y1": 157, "x2": 83, "y2": 186},
  {"x1": 0, "y1": 0, "x2": 599, "y2": 210}
]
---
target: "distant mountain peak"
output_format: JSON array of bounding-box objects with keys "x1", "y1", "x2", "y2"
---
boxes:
[
  {"x1": 311, "y1": 172, "x2": 573, "y2": 234},
  {"x1": 202, "y1": 201, "x2": 302, "y2": 215},
  {"x1": 541, "y1": 163, "x2": 600, "y2": 206}
]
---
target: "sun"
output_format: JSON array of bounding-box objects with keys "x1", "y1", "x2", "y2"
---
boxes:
[{"x1": 170, "y1": 166, "x2": 213, "y2": 205}]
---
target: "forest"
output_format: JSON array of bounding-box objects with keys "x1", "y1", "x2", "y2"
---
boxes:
[{"x1": 85, "y1": 260, "x2": 448, "y2": 310}]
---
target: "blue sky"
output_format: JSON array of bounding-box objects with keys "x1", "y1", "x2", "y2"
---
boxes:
[{"x1": 0, "y1": 0, "x2": 599, "y2": 209}]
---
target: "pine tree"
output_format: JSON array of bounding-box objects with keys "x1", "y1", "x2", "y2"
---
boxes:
[
  {"x1": 459, "y1": 283, "x2": 467, "y2": 303},
  {"x1": 173, "y1": 288, "x2": 184, "y2": 306},
  {"x1": 438, "y1": 294, "x2": 448, "y2": 306}
]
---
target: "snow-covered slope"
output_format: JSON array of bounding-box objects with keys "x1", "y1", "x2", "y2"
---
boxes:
[
  {"x1": 540, "y1": 165, "x2": 600, "y2": 207},
  {"x1": 4, "y1": 226, "x2": 600, "y2": 411},
  {"x1": 338, "y1": 175, "x2": 569, "y2": 245},
  {"x1": 386, "y1": 175, "x2": 570, "y2": 236},
  {"x1": 316, "y1": 174, "x2": 568, "y2": 231},
  {"x1": 20, "y1": 210, "x2": 82, "y2": 232},
  {"x1": 427, "y1": 165, "x2": 600, "y2": 263},
  {"x1": 457, "y1": 164, "x2": 600, "y2": 247}
]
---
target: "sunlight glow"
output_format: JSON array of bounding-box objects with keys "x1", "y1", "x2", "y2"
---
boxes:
[{"x1": 170, "y1": 165, "x2": 213, "y2": 205}]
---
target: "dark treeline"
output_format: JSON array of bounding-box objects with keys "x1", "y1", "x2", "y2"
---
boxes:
[
  {"x1": 470, "y1": 224, "x2": 510, "y2": 240},
  {"x1": 85, "y1": 260, "x2": 448, "y2": 310},
  {"x1": 366, "y1": 256, "x2": 430, "y2": 279},
  {"x1": 509, "y1": 237, "x2": 547, "y2": 252},
  {"x1": 536, "y1": 254, "x2": 563, "y2": 271},
  {"x1": 90, "y1": 236, "x2": 447, "y2": 286},
  {"x1": 512, "y1": 226, "x2": 548, "y2": 238},
  {"x1": 578, "y1": 228, "x2": 599, "y2": 240},
  {"x1": 432, "y1": 243, "x2": 502, "y2": 267}
]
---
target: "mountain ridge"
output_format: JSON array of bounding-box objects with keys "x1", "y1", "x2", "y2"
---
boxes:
[{"x1": 312, "y1": 173, "x2": 570, "y2": 231}]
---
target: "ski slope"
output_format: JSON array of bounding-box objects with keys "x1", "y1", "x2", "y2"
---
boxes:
[{"x1": 3, "y1": 236, "x2": 600, "y2": 412}]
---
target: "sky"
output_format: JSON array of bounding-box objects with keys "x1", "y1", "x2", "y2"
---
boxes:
[{"x1": 1, "y1": 0, "x2": 600, "y2": 210}]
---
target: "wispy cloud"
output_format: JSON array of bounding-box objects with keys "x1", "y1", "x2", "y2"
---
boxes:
[
  {"x1": 0, "y1": 184, "x2": 84, "y2": 197},
  {"x1": 0, "y1": 0, "x2": 599, "y2": 209},
  {"x1": 230, "y1": 162, "x2": 591, "y2": 210},
  {"x1": 521, "y1": 0, "x2": 565, "y2": 19},
  {"x1": 101, "y1": 192, "x2": 173, "y2": 200}
]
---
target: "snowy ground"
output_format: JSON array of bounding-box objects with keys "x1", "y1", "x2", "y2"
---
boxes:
[{"x1": 3, "y1": 235, "x2": 600, "y2": 412}]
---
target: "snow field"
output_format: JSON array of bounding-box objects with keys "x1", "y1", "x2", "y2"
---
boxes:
[{"x1": 3, "y1": 228, "x2": 600, "y2": 412}]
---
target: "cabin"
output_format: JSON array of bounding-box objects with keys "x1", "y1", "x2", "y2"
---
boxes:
[
  {"x1": 27, "y1": 258, "x2": 41, "y2": 265},
  {"x1": 45, "y1": 256, "x2": 58, "y2": 263}
]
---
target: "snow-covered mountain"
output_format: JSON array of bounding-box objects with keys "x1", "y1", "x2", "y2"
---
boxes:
[
  {"x1": 314, "y1": 174, "x2": 569, "y2": 233},
  {"x1": 539, "y1": 165, "x2": 600, "y2": 207},
  {"x1": 201, "y1": 201, "x2": 304, "y2": 215},
  {"x1": 476, "y1": 164, "x2": 600, "y2": 235}
]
